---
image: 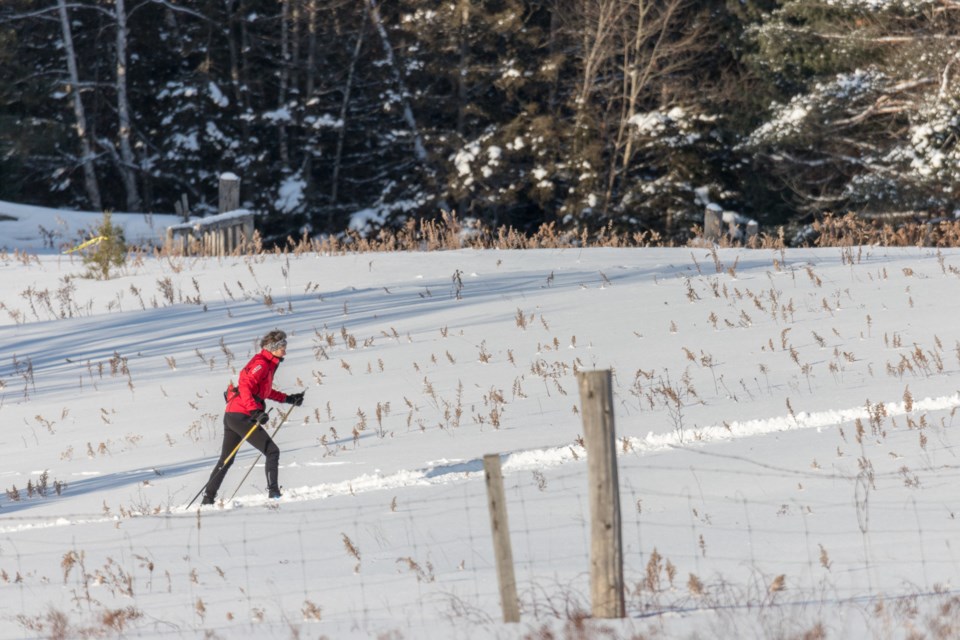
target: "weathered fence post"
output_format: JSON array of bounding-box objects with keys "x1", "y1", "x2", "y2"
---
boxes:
[
  {"x1": 483, "y1": 453, "x2": 520, "y2": 623},
  {"x1": 577, "y1": 370, "x2": 625, "y2": 618},
  {"x1": 219, "y1": 172, "x2": 240, "y2": 213},
  {"x1": 704, "y1": 203, "x2": 723, "y2": 242},
  {"x1": 243, "y1": 216, "x2": 255, "y2": 249},
  {"x1": 174, "y1": 193, "x2": 190, "y2": 222},
  {"x1": 218, "y1": 171, "x2": 240, "y2": 256}
]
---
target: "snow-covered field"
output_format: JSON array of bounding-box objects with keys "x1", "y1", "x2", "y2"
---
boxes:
[{"x1": 3, "y1": 205, "x2": 960, "y2": 638}]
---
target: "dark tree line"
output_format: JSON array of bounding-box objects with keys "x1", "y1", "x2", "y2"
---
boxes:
[{"x1": 1, "y1": 0, "x2": 959, "y2": 243}]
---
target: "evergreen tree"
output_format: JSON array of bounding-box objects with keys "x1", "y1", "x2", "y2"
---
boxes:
[
  {"x1": 6, "y1": 0, "x2": 956, "y2": 243},
  {"x1": 741, "y1": 0, "x2": 960, "y2": 217},
  {"x1": 405, "y1": 1, "x2": 560, "y2": 231},
  {"x1": 82, "y1": 211, "x2": 127, "y2": 279},
  {"x1": 0, "y1": 0, "x2": 96, "y2": 208}
]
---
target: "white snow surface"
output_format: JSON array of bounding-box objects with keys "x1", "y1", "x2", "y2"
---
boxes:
[
  {"x1": 0, "y1": 200, "x2": 177, "y2": 253},
  {"x1": 2, "y1": 205, "x2": 960, "y2": 638}
]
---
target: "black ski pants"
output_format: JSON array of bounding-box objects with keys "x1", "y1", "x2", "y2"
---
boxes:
[{"x1": 204, "y1": 411, "x2": 280, "y2": 499}]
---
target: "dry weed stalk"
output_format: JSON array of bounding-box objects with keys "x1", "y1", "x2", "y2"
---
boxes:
[
  {"x1": 515, "y1": 308, "x2": 528, "y2": 329},
  {"x1": 194, "y1": 599, "x2": 206, "y2": 623},
  {"x1": 818, "y1": 544, "x2": 831, "y2": 570},
  {"x1": 342, "y1": 533, "x2": 361, "y2": 572},
  {"x1": 768, "y1": 574, "x2": 786, "y2": 594},
  {"x1": 532, "y1": 470, "x2": 547, "y2": 491},
  {"x1": 397, "y1": 557, "x2": 436, "y2": 583},
  {"x1": 688, "y1": 573, "x2": 705, "y2": 596},
  {"x1": 100, "y1": 607, "x2": 143, "y2": 633},
  {"x1": 302, "y1": 600, "x2": 322, "y2": 621}
]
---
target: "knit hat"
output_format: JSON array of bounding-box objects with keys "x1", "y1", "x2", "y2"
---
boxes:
[{"x1": 261, "y1": 329, "x2": 287, "y2": 352}]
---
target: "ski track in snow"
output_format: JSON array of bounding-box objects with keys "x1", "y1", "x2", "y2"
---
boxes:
[{"x1": 4, "y1": 391, "x2": 958, "y2": 534}]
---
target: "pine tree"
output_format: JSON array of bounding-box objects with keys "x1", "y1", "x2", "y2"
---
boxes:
[
  {"x1": 83, "y1": 212, "x2": 127, "y2": 280},
  {"x1": 405, "y1": 0, "x2": 559, "y2": 231}
]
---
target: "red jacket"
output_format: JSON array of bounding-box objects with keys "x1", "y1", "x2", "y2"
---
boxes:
[{"x1": 226, "y1": 349, "x2": 288, "y2": 415}]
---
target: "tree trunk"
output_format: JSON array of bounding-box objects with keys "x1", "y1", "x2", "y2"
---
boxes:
[
  {"x1": 277, "y1": 0, "x2": 291, "y2": 166},
  {"x1": 241, "y1": 5, "x2": 252, "y2": 123},
  {"x1": 456, "y1": 0, "x2": 469, "y2": 136},
  {"x1": 306, "y1": 0, "x2": 318, "y2": 98},
  {"x1": 563, "y1": 0, "x2": 626, "y2": 220},
  {"x1": 613, "y1": 0, "x2": 690, "y2": 174},
  {"x1": 573, "y1": 0, "x2": 622, "y2": 156},
  {"x1": 330, "y1": 22, "x2": 366, "y2": 210},
  {"x1": 226, "y1": 1, "x2": 244, "y2": 110},
  {"x1": 455, "y1": 0, "x2": 469, "y2": 216},
  {"x1": 367, "y1": 0, "x2": 451, "y2": 212},
  {"x1": 548, "y1": 7, "x2": 561, "y2": 114},
  {"x1": 57, "y1": 0, "x2": 102, "y2": 210},
  {"x1": 607, "y1": 0, "x2": 654, "y2": 206},
  {"x1": 367, "y1": 0, "x2": 428, "y2": 163},
  {"x1": 290, "y1": 0, "x2": 306, "y2": 197},
  {"x1": 113, "y1": 0, "x2": 142, "y2": 211}
]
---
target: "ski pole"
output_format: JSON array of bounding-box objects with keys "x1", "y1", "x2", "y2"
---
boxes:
[
  {"x1": 228, "y1": 403, "x2": 297, "y2": 502},
  {"x1": 186, "y1": 409, "x2": 272, "y2": 509}
]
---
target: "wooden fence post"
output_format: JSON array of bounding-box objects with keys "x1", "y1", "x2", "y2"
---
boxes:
[
  {"x1": 704, "y1": 203, "x2": 723, "y2": 242},
  {"x1": 483, "y1": 453, "x2": 520, "y2": 623},
  {"x1": 243, "y1": 215, "x2": 255, "y2": 250},
  {"x1": 219, "y1": 172, "x2": 240, "y2": 213},
  {"x1": 578, "y1": 370, "x2": 625, "y2": 618}
]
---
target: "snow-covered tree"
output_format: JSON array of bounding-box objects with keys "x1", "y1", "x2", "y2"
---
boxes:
[{"x1": 742, "y1": 0, "x2": 960, "y2": 216}]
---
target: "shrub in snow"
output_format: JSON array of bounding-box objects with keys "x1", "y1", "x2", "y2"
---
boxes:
[{"x1": 82, "y1": 212, "x2": 127, "y2": 280}]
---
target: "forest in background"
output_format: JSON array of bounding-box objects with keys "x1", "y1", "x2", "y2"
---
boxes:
[{"x1": 1, "y1": 0, "x2": 959, "y2": 244}]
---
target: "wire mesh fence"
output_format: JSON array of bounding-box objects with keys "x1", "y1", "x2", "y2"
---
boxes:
[{"x1": 4, "y1": 444, "x2": 960, "y2": 638}]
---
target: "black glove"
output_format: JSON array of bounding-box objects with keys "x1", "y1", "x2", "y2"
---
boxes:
[
  {"x1": 285, "y1": 391, "x2": 305, "y2": 407},
  {"x1": 251, "y1": 410, "x2": 270, "y2": 426}
]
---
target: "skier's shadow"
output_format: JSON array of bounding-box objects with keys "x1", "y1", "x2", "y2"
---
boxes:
[
  {"x1": 0, "y1": 425, "x2": 391, "y2": 515},
  {"x1": 0, "y1": 456, "x2": 216, "y2": 514}
]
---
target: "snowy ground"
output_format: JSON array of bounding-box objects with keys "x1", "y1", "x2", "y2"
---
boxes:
[
  {"x1": 3, "y1": 206, "x2": 960, "y2": 638},
  {"x1": 0, "y1": 200, "x2": 177, "y2": 254}
]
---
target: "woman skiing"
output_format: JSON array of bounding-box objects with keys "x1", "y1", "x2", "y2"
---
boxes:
[{"x1": 201, "y1": 329, "x2": 304, "y2": 504}]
